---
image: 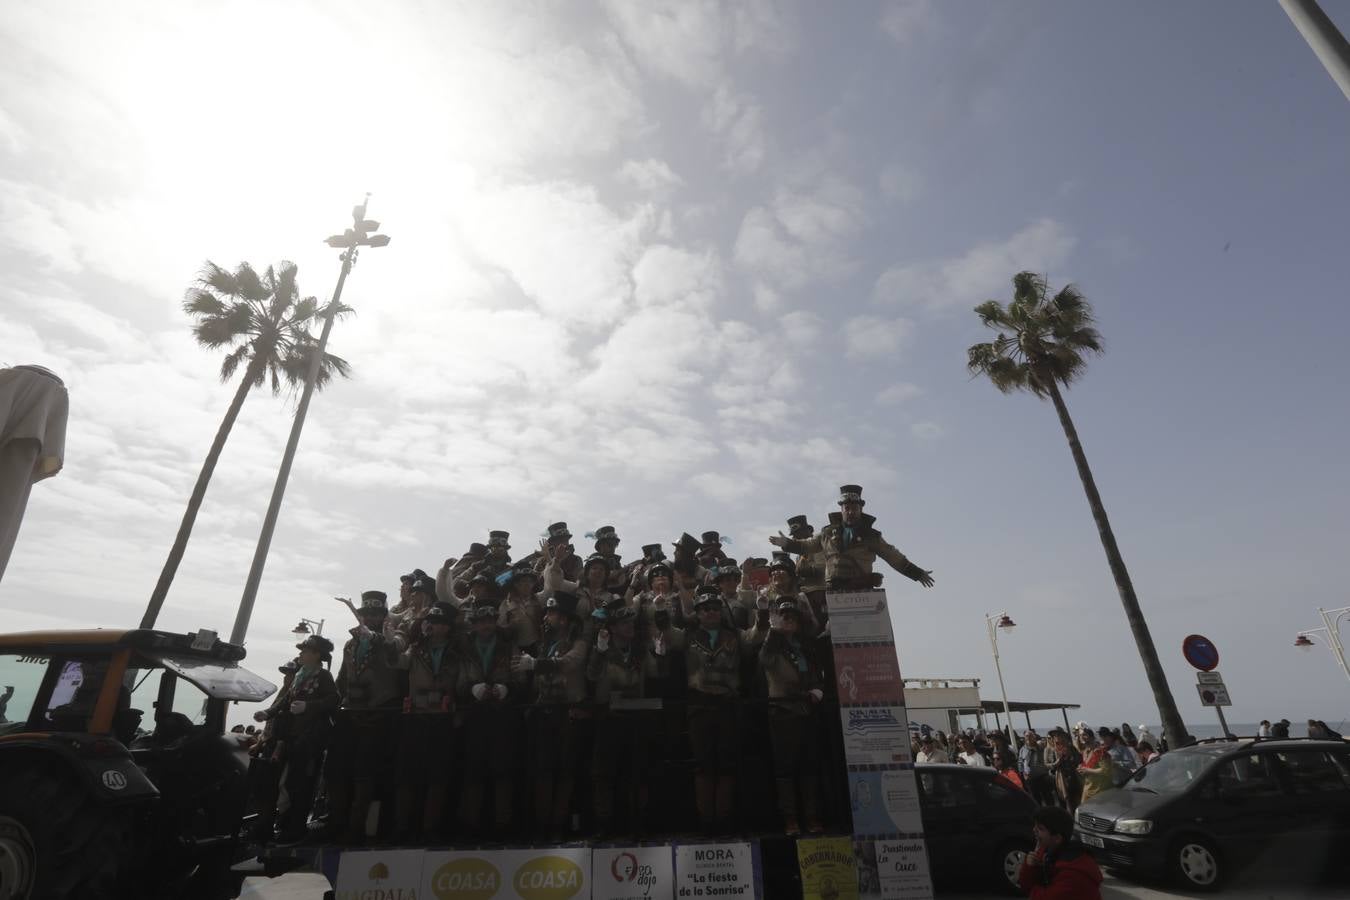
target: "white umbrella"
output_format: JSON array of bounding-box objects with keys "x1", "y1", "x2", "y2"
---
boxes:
[{"x1": 0, "y1": 365, "x2": 68, "y2": 583}]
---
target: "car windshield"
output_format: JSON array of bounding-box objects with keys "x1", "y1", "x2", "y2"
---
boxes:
[
  {"x1": 1125, "y1": 746, "x2": 1229, "y2": 793},
  {"x1": 146, "y1": 652, "x2": 275, "y2": 702}
]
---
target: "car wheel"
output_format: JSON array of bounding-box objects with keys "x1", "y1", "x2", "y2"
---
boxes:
[
  {"x1": 1171, "y1": 835, "x2": 1223, "y2": 892},
  {"x1": 0, "y1": 765, "x2": 130, "y2": 900},
  {"x1": 993, "y1": 838, "x2": 1031, "y2": 894},
  {"x1": 0, "y1": 815, "x2": 37, "y2": 900}
]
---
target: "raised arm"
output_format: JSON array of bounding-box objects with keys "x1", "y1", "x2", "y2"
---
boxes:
[{"x1": 876, "y1": 536, "x2": 935, "y2": 588}]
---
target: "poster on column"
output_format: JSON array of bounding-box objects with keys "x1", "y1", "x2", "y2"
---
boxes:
[
  {"x1": 420, "y1": 847, "x2": 590, "y2": 899},
  {"x1": 335, "y1": 849, "x2": 426, "y2": 898},
  {"x1": 875, "y1": 838, "x2": 934, "y2": 900},
  {"x1": 833, "y1": 645, "x2": 905, "y2": 706},
  {"x1": 797, "y1": 837, "x2": 859, "y2": 900},
  {"x1": 674, "y1": 841, "x2": 758, "y2": 900},
  {"x1": 848, "y1": 768, "x2": 924, "y2": 838},
  {"x1": 592, "y1": 845, "x2": 674, "y2": 900},
  {"x1": 841, "y1": 706, "x2": 913, "y2": 766},
  {"x1": 824, "y1": 591, "x2": 893, "y2": 643}
]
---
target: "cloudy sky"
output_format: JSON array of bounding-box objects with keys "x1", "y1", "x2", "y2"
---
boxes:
[{"x1": 3, "y1": 1, "x2": 1348, "y2": 731}]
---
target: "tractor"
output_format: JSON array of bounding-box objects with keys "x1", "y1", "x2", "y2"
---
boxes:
[{"x1": 0, "y1": 627, "x2": 275, "y2": 900}]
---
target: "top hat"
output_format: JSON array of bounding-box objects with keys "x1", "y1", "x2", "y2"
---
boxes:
[
  {"x1": 583, "y1": 553, "x2": 611, "y2": 573},
  {"x1": 410, "y1": 576, "x2": 436, "y2": 597},
  {"x1": 786, "y1": 515, "x2": 813, "y2": 535},
  {"x1": 646, "y1": 561, "x2": 673, "y2": 581},
  {"x1": 693, "y1": 584, "x2": 722, "y2": 609},
  {"x1": 673, "y1": 532, "x2": 701, "y2": 554},
  {"x1": 278, "y1": 658, "x2": 300, "y2": 675},
  {"x1": 838, "y1": 485, "x2": 865, "y2": 506},
  {"x1": 545, "y1": 591, "x2": 581, "y2": 618},
  {"x1": 425, "y1": 603, "x2": 457, "y2": 626},
  {"x1": 545, "y1": 522, "x2": 572, "y2": 542},
  {"x1": 505, "y1": 563, "x2": 539, "y2": 586},
  {"x1": 713, "y1": 564, "x2": 741, "y2": 581},
  {"x1": 400, "y1": 572, "x2": 416, "y2": 584},
  {"x1": 641, "y1": 543, "x2": 666, "y2": 562},
  {"x1": 700, "y1": 530, "x2": 722, "y2": 547},
  {"x1": 359, "y1": 591, "x2": 389, "y2": 614},
  {"x1": 467, "y1": 542, "x2": 488, "y2": 556},
  {"x1": 487, "y1": 530, "x2": 510, "y2": 548},
  {"x1": 591, "y1": 525, "x2": 620, "y2": 545},
  {"x1": 295, "y1": 635, "x2": 335, "y2": 658},
  {"x1": 769, "y1": 552, "x2": 796, "y2": 572}
]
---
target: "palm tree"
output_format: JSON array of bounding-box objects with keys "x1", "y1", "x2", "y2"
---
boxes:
[
  {"x1": 967, "y1": 271, "x2": 1190, "y2": 747},
  {"x1": 140, "y1": 261, "x2": 351, "y2": 629}
]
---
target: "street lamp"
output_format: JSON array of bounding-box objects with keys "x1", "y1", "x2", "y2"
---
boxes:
[
  {"x1": 229, "y1": 196, "x2": 390, "y2": 646},
  {"x1": 1293, "y1": 606, "x2": 1350, "y2": 684},
  {"x1": 291, "y1": 617, "x2": 325, "y2": 636},
  {"x1": 986, "y1": 612, "x2": 1019, "y2": 751}
]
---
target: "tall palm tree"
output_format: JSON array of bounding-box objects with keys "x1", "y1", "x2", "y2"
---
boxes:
[
  {"x1": 967, "y1": 271, "x2": 1190, "y2": 747},
  {"x1": 140, "y1": 261, "x2": 351, "y2": 629}
]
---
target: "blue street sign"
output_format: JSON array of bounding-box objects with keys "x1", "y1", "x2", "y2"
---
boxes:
[{"x1": 1182, "y1": 634, "x2": 1220, "y2": 672}]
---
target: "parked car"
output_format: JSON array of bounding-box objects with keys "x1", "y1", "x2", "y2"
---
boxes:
[
  {"x1": 1074, "y1": 738, "x2": 1350, "y2": 891},
  {"x1": 913, "y1": 763, "x2": 1036, "y2": 893}
]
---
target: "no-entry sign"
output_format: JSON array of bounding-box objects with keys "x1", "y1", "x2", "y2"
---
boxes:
[{"x1": 1182, "y1": 634, "x2": 1220, "y2": 672}]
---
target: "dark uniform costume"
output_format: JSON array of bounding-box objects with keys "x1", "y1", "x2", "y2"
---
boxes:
[
  {"x1": 589, "y1": 525, "x2": 627, "y2": 594},
  {"x1": 258, "y1": 637, "x2": 340, "y2": 842},
  {"x1": 760, "y1": 603, "x2": 826, "y2": 834},
  {"x1": 786, "y1": 515, "x2": 828, "y2": 616},
  {"x1": 247, "y1": 659, "x2": 297, "y2": 842},
  {"x1": 661, "y1": 585, "x2": 768, "y2": 832},
  {"x1": 538, "y1": 521, "x2": 583, "y2": 584},
  {"x1": 497, "y1": 563, "x2": 546, "y2": 652},
  {"x1": 453, "y1": 531, "x2": 513, "y2": 602},
  {"x1": 587, "y1": 606, "x2": 664, "y2": 833},
  {"x1": 515, "y1": 591, "x2": 589, "y2": 835},
  {"x1": 774, "y1": 486, "x2": 934, "y2": 591},
  {"x1": 327, "y1": 591, "x2": 405, "y2": 841},
  {"x1": 698, "y1": 531, "x2": 733, "y2": 575},
  {"x1": 456, "y1": 605, "x2": 521, "y2": 834},
  {"x1": 394, "y1": 602, "x2": 460, "y2": 840}
]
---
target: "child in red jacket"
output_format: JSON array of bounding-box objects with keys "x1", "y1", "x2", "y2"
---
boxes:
[{"x1": 1018, "y1": 805, "x2": 1103, "y2": 899}]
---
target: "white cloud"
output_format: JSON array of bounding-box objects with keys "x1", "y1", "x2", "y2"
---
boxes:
[
  {"x1": 880, "y1": 0, "x2": 934, "y2": 45},
  {"x1": 879, "y1": 162, "x2": 922, "y2": 204},
  {"x1": 780, "y1": 311, "x2": 823, "y2": 347},
  {"x1": 619, "y1": 159, "x2": 684, "y2": 196},
  {"x1": 877, "y1": 382, "x2": 922, "y2": 405},
  {"x1": 603, "y1": 0, "x2": 726, "y2": 87},
  {"x1": 704, "y1": 87, "x2": 766, "y2": 174},
  {"x1": 873, "y1": 218, "x2": 1076, "y2": 312},
  {"x1": 632, "y1": 244, "x2": 722, "y2": 309},
  {"x1": 842, "y1": 315, "x2": 913, "y2": 360},
  {"x1": 910, "y1": 421, "x2": 944, "y2": 439},
  {"x1": 733, "y1": 171, "x2": 864, "y2": 296}
]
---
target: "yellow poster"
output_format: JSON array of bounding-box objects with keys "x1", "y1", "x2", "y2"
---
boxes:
[{"x1": 797, "y1": 837, "x2": 859, "y2": 900}]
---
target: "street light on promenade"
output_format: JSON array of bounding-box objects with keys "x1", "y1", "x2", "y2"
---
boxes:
[
  {"x1": 291, "y1": 617, "x2": 325, "y2": 636},
  {"x1": 1294, "y1": 605, "x2": 1350, "y2": 685},
  {"x1": 229, "y1": 196, "x2": 389, "y2": 646},
  {"x1": 986, "y1": 612, "x2": 1019, "y2": 750}
]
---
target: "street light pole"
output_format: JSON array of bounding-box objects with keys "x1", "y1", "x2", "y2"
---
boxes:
[
  {"x1": 292, "y1": 617, "x2": 325, "y2": 636},
  {"x1": 986, "y1": 612, "x2": 1019, "y2": 751},
  {"x1": 229, "y1": 196, "x2": 389, "y2": 646},
  {"x1": 1279, "y1": 0, "x2": 1350, "y2": 102},
  {"x1": 1294, "y1": 605, "x2": 1350, "y2": 685}
]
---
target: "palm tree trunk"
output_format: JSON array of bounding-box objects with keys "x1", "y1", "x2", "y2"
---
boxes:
[
  {"x1": 1045, "y1": 380, "x2": 1192, "y2": 747},
  {"x1": 140, "y1": 360, "x2": 260, "y2": 628}
]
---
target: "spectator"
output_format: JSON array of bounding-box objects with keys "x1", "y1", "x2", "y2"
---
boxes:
[
  {"x1": 1258, "y1": 719, "x2": 1272, "y2": 738},
  {"x1": 1017, "y1": 805, "x2": 1104, "y2": 900},
  {"x1": 992, "y1": 749, "x2": 1024, "y2": 791},
  {"x1": 955, "y1": 735, "x2": 988, "y2": 767},
  {"x1": 1136, "y1": 741, "x2": 1157, "y2": 764},
  {"x1": 1047, "y1": 729, "x2": 1082, "y2": 812},
  {"x1": 915, "y1": 735, "x2": 949, "y2": 764},
  {"x1": 1019, "y1": 731, "x2": 1055, "y2": 806},
  {"x1": 1271, "y1": 718, "x2": 1291, "y2": 739},
  {"x1": 1099, "y1": 727, "x2": 1138, "y2": 786},
  {"x1": 1077, "y1": 732, "x2": 1115, "y2": 804}
]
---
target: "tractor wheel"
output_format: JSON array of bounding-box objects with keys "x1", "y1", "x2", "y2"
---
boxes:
[{"x1": 0, "y1": 766, "x2": 130, "y2": 900}]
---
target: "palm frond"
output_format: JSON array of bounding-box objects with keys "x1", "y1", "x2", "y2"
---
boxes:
[
  {"x1": 192, "y1": 304, "x2": 255, "y2": 347},
  {"x1": 232, "y1": 263, "x2": 268, "y2": 302},
  {"x1": 974, "y1": 300, "x2": 1011, "y2": 329},
  {"x1": 218, "y1": 344, "x2": 250, "y2": 382},
  {"x1": 198, "y1": 261, "x2": 237, "y2": 297},
  {"x1": 182, "y1": 288, "x2": 227, "y2": 318}
]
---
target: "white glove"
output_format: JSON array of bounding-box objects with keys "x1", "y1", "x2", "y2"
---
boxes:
[
  {"x1": 756, "y1": 594, "x2": 770, "y2": 610},
  {"x1": 514, "y1": 653, "x2": 536, "y2": 672},
  {"x1": 253, "y1": 710, "x2": 268, "y2": 723},
  {"x1": 807, "y1": 689, "x2": 824, "y2": 703},
  {"x1": 289, "y1": 700, "x2": 307, "y2": 714},
  {"x1": 820, "y1": 620, "x2": 831, "y2": 637},
  {"x1": 471, "y1": 682, "x2": 489, "y2": 701},
  {"x1": 653, "y1": 635, "x2": 667, "y2": 657},
  {"x1": 596, "y1": 630, "x2": 610, "y2": 652},
  {"x1": 653, "y1": 593, "x2": 668, "y2": 610},
  {"x1": 493, "y1": 684, "x2": 509, "y2": 701},
  {"x1": 355, "y1": 623, "x2": 374, "y2": 638}
]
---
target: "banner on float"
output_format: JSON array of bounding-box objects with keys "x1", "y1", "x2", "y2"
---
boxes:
[
  {"x1": 674, "y1": 841, "x2": 758, "y2": 900},
  {"x1": 833, "y1": 644, "x2": 905, "y2": 706},
  {"x1": 875, "y1": 838, "x2": 934, "y2": 900},
  {"x1": 592, "y1": 845, "x2": 674, "y2": 900},
  {"x1": 334, "y1": 849, "x2": 426, "y2": 899},
  {"x1": 824, "y1": 591, "x2": 894, "y2": 643},
  {"x1": 797, "y1": 836, "x2": 859, "y2": 900},
  {"x1": 841, "y1": 706, "x2": 913, "y2": 766},
  {"x1": 420, "y1": 846, "x2": 590, "y2": 900}
]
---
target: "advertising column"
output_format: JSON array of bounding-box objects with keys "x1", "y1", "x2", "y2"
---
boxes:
[{"x1": 826, "y1": 590, "x2": 934, "y2": 900}]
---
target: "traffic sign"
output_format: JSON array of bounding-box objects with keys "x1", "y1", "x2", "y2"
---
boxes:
[
  {"x1": 1196, "y1": 683, "x2": 1231, "y2": 707},
  {"x1": 1196, "y1": 671, "x2": 1224, "y2": 685},
  {"x1": 1182, "y1": 634, "x2": 1220, "y2": 671}
]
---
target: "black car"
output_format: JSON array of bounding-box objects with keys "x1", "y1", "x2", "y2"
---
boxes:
[
  {"x1": 913, "y1": 763, "x2": 1037, "y2": 893},
  {"x1": 1074, "y1": 738, "x2": 1350, "y2": 891}
]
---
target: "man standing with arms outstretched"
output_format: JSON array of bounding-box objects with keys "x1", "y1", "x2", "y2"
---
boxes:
[{"x1": 770, "y1": 485, "x2": 935, "y2": 591}]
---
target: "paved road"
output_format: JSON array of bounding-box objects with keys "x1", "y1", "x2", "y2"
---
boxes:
[{"x1": 243, "y1": 870, "x2": 1340, "y2": 899}]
